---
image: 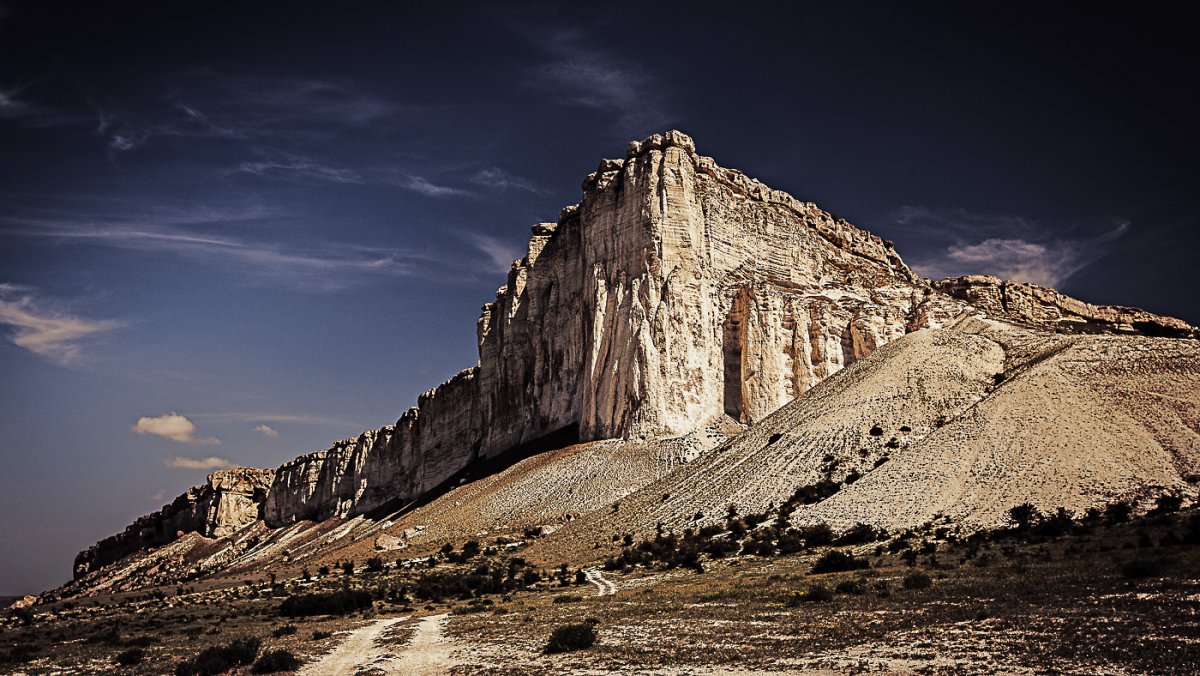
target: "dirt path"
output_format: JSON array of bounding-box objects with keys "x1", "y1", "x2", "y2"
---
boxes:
[
  {"x1": 299, "y1": 613, "x2": 457, "y2": 675},
  {"x1": 298, "y1": 615, "x2": 409, "y2": 676},
  {"x1": 390, "y1": 613, "x2": 455, "y2": 674},
  {"x1": 584, "y1": 567, "x2": 617, "y2": 596}
]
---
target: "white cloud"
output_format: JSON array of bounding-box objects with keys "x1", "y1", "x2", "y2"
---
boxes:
[
  {"x1": 164, "y1": 456, "x2": 233, "y2": 470},
  {"x1": 465, "y1": 233, "x2": 523, "y2": 274},
  {"x1": 236, "y1": 153, "x2": 363, "y2": 184},
  {"x1": 252, "y1": 424, "x2": 279, "y2": 437},
  {"x1": 896, "y1": 207, "x2": 1130, "y2": 287},
  {"x1": 150, "y1": 489, "x2": 166, "y2": 502},
  {"x1": 0, "y1": 285, "x2": 122, "y2": 364},
  {"x1": 93, "y1": 73, "x2": 408, "y2": 153},
  {"x1": 133, "y1": 412, "x2": 220, "y2": 445},
  {"x1": 527, "y1": 28, "x2": 673, "y2": 135},
  {"x1": 471, "y1": 167, "x2": 544, "y2": 193},
  {"x1": 0, "y1": 203, "x2": 425, "y2": 291},
  {"x1": 394, "y1": 175, "x2": 470, "y2": 198},
  {"x1": 189, "y1": 411, "x2": 359, "y2": 428}
]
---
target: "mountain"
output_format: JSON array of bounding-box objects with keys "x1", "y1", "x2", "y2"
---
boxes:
[{"x1": 62, "y1": 131, "x2": 1197, "y2": 595}]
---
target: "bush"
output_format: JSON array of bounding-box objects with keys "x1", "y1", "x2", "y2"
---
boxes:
[
  {"x1": 0, "y1": 644, "x2": 39, "y2": 665},
  {"x1": 175, "y1": 638, "x2": 261, "y2": 676},
  {"x1": 341, "y1": 560, "x2": 356, "y2": 576},
  {"x1": 1105, "y1": 500, "x2": 1134, "y2": 524},
  {"x1": 366, "y1": 556, "x2": 385, "y2": 572},
  {"x1": 544, "y1": 621, "x2": 597, "y2": 653},
  {"x1": 1008, "y1": 503, "x2": 1039, "y2": 531},
  {"x1": 553, "y1": 594, "x2": 584, "y2": 604},
  {"x1": 280, "y1": 590, "x2": 373, "y2": 617},
  {"x1": 312, "y1": 630, "x2": 333, "y2": 640},
  {"x1": 1153, "y1": 494, "x2": 1183, "y2": 515},
  {"x1": 902, "y1": 571, "x2": 932, "y2": 589},
  {"x1": 835, "y1": 579, "x2": 867, "y2": 595},
  {"x1": 252, "y1": 649, "x2": 302, "y2": 674},
  {"x1": 835, "y1": 523, "x2": 884, "y2": 545},
  {"x1": 1122, "y1": 557, "x2": 1169, "y2": 579},
  {"x1": 272, "y1": 624, "x2": 298, "y2": 637},
  {"x1": 788, "y1": 584, "x2": 833, "y2": 605},
  {"x1": 811, "y1": 550, "x2": 869, "y2": 574},
  {"x1": 116, "y1": 648, "x2": 145, "y2": 666}
]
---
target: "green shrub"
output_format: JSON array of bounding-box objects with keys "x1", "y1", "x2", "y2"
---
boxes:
[
  {"x1": 788, "y1": 584, "x2": 833, "y2": 605},
  {"x1": 835, "y1": 579, "x2": 867, "y2": 595},
  {"x1": 0, "y1": 643, "x2": 39, "y2": 665},
  {"x1": 280, "y1": 590, "x2": 373, "y2": 617},
  {"x1": 1105, "y1": 500, "x2": 1134, "y2": 524},
  {"x1": 835, "y1": 523, "x2": 884, "y2": 545},
  {"x1": 116, "y1": 647, "x2": 145, "y2": 666},
  {"x1": 1122, "y1": 557, "x2": 1169, "y2": 579},
  {"x1": 251, "y1": 649, "x2": 302, "y2": 673},
  {"x1": 544, "y1": 621, "x2": 597, "y2": 653},
  {"x1": 175, "y1": 638, "x2": 261, "y2": 676},
  {"x1": 902, "y1": 571, "x2": 932, "y2": 589},
  {"x1": 1008, "y1": 503, "x2": 1039, "y2": 531},
  {"x1": 811, "y1": 550, "x2": 869, "y2": 574}
]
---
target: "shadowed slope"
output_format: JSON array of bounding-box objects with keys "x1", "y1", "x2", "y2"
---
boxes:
[{"x1": 528, "y1": 317, "x2": 1200, "y2": 562}]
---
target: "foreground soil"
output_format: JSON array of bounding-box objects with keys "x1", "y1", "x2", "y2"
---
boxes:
[{"x1": 5, "y1": 510, "x2": 1200, "y2": 674}]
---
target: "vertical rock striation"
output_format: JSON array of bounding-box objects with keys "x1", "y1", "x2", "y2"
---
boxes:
[{"x1": 261, "y1": 131, "x2": 934, "y2": 525}]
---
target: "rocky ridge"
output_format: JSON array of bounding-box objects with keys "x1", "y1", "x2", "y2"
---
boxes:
[
  {"x1": 74, "y1": 468, "x2": 273, "y2": 578},
  {"x1": 71, "y1": 131, "x2": 1197, "y2": 586}
]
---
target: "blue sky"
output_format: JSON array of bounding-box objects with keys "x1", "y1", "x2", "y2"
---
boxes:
[{"x1": 1, "y1": 2, "x2": 1197, "y2": 594}]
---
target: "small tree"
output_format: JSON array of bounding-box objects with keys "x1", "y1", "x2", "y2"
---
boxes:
[{"x1": 1009, "y1": 503, "x2": 1039, "y2": 531}]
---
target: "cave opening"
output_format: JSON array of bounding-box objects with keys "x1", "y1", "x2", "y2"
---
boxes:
[{"x1": 723, "y1": 290, "x2": 748, "y2": 422}]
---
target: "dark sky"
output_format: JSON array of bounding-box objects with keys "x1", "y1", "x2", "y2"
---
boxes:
[{"x1": 1, "y1": 1, "x2": 1197, "y2": 594}]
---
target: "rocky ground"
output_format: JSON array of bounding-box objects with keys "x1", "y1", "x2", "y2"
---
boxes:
[{"x1": 6, "y1": 505, "x2": 1200, "y2": 674}]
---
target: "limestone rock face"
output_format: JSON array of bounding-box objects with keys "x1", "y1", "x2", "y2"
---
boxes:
[
  {"x1": 73, "y1": 468, "x2": 272, "y2": 579},
  {"x1": 260, "y1": 131, "x2": 940, "y2": 526},
  {"x1": 933, "y1": 275, "x2": 1199, "y2": 338},
  {"x1": 85, "y1": 131, "x2": 1198, "y2": 568}
]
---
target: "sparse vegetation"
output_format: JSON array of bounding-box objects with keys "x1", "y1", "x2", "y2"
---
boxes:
[
  {"x1": 279, "y1": 590, "x2": 373, "y2": 617},
  {"x1": 544, "y1": 621, "x2": 598, "y2": 653},
  {"x1": 902, "y1": 571, "x2": 932, "y2": 589},
  {"x1": 811, "y1": 550, "x2": 869, "y2": 574},
  {"x1": 251, "y1": 649, "x2": 303, "y2": 673},
  {"x1": 174, "y1": 637, "x2": 260, "y2": 676}
]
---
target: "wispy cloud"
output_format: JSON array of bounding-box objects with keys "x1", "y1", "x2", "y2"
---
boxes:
[
  {"x1": 0, "y1": 86, "x2": 88, "y2": 128},
  {"x1": 0, "y1": 284, "x2": 122, "y2": 365},
  {"x1": 526, "y1": 28, "x2": 673, "y2": 136},
  {"x1": 134, "y1": 412, "x2": 220, "y2": 445},
  {"x1": 463, "y1": 232, "x2": 522, "y2": 274},
  {"x1": 189, "y1": 411, "x2": 360, "y2": 428},
  {"x1": 232, "y1": 150, "x2": 471, "y2": 198},
  {"x1": 0, "y1": 201, "x2": 427, "y2": 290},
  {"x1": 91, "y1": 72, "x2": 408, "y2": 153},
  {"x1": 471, "y1": 167, "x2": 544, "y2": 193},
  {"x1": 164, "y1": 455, "x2": 233, "y2": 470},
  {"x1": 252, "y1": 424, "x2": 279, "y2": 437},
  {"x1": 235, "y1": 153, "x2": 362, "y2": 184},
  {"x1": 895, "y1": 206, "x2": 1129, "y2": 287}
]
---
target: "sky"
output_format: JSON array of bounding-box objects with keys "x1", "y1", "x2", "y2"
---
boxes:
[{"x1": 1, "y1": 1, "x2": 1197, "y2": 594}]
